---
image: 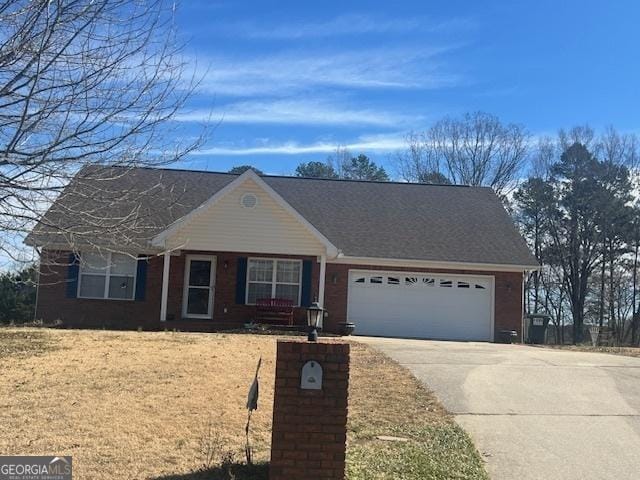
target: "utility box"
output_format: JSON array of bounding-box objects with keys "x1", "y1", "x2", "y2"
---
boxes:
[{"x1": 526, "y1": 314, "x2": 551, "y2": 344}]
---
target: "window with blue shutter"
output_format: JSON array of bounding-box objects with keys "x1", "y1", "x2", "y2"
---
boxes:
[
  {"x1": 135, "y1": 256, "x2": 148, "y2": 301},
  {"x1": 235, "y1": 257, "x2": 247, "y2": 304},
  {"x1": 66, "y1": 253, "x2": 79, "y2": 298},
  {"x1": 300, "y1": 259, "x2": 313, "y2": 307}
]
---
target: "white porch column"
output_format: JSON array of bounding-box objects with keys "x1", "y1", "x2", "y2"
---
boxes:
[
  {"x1": 318, "y1": 254, "x2": 327, "y2": 308},
  {"x1": 160, "y1": 252, "x2": 170, "y2": 322}
]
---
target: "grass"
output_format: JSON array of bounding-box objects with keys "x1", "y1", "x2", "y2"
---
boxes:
[
  {"x1": 0, "y1": 329, "x2": 56, "y2": 360},
  {"x1": 347, "y1": 343, "x2": 488, "y2": 480},
  {"x1": 0, "y1": 327, "x2": 486, "y2": 479},
  {"x1": 543, "y1": 344, "x2": 640, "y2": 358}
]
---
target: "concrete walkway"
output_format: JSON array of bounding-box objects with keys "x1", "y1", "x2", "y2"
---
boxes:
[{"x1": 356, "y1": 337, "x2": 640, "y2": 480}]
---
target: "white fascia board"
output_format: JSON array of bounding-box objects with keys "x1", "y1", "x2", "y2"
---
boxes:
[
  {"x1": 329, "y1": 255, "x2": 540, "y2": 272},
  {"x1": 150, "y1": 169, "x2": 339, "y2": 258},
  {"x1": 33, "y1": 242, "x2": 161, "y2": 256}
]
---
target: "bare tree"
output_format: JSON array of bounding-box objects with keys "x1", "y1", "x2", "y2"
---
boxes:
[
  {"x1": 396, "y1": 112, "x2": 529, "y2": 196},
  {"x1": 395, "y1": 131, "x2": 437, "y2": 182},
  {"x1": 558, "y1": 125, "x2": 595, "y2": 151},
  {"x1": 326, "y1": 146, "x2": 352, "y2": 178},
  {"x1": 530, "y1": 136, "x2": 556, "y2": 179},
  {"x1": 597, "y1": 126, "x2": 639, "y2": 170},
  {"x1": 0, "y1": 0, "x2": 203, "y2": 263}
]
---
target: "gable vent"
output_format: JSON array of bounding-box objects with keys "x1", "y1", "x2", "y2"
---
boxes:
[{"x1": 240, "y1": 193, "x2": 258, "y2": 208}]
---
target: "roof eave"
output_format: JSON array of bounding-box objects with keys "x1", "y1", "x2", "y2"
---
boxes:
[{"x1": 330, "y1": 255, "x2": 540, "y2": 272}]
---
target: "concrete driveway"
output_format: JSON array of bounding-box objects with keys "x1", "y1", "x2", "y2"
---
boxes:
[{"x1": 356, "y1": 337, "x2": 640, "y2": 480}]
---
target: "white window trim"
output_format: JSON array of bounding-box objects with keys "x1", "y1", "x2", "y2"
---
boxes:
[
  {"x1": 246, "y1": 257, "x2": 303, "y2": 306},
  {"x1": 182, "y1": 255, "x2": 216, "y2": 319},
  {"x1": 77, "y1": 252, "x2": 137, "y2": 301}
]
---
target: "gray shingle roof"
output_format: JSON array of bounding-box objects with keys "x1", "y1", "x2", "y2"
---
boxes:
[{"x1": 27, "y1": 166, "x2": 537, "y2": 267}]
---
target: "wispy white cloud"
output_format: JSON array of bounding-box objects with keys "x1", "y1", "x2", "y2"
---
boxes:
[
  {"x1": 191, "y1": 45, "x2": 462, "y2": 97},
  {"x1": 213, "y1": 14, "x2": 473, "y2": 39},
  {"x1": 174, "y1": 98, "x2": 423, "y2": 127},
  {"x1": 189, "y1": 133, "x2": 407, "y2": 156}
]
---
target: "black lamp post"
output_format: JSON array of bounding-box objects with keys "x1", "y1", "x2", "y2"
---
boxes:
[{"x1": 306, "y1": 302, "x2": 323, "y2": 342}]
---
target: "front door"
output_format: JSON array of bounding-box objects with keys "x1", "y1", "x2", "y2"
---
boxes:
[{"x1": 182, "y1": 255, "x2": 216, "y2": 319}]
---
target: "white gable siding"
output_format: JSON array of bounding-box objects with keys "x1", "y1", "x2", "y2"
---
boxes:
[{"x1": 165, "y1": 178, "x2": 326, "y2": 255}]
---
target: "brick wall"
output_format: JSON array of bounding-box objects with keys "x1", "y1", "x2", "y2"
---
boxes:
[
  {"x1": 36, "y1": 249, "x2": 524, "y2": 341},
  {"x1": 36, "y1": 250, "x2": 162, "y2": 329},
  {"x1": 36, "y1": 249, "x2": 319, "y2": 330},
  {"x1": 324, "y1": 263, "x2": 524, "y2": 341},
  {"x1": 173, "y1": 251, "x2": 319, "y2": 325},
  {"x1": 270, "y1": 339, "x2": 350, "y2": 480}
]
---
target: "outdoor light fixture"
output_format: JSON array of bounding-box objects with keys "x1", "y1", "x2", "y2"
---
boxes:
[{"x1": 306, "y1": 302, "x2": 323, "y2": 342}]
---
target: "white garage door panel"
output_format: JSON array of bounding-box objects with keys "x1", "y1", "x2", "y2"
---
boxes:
[{"x1": 348, "y1": 271, "x2": 493, "y2": 341}]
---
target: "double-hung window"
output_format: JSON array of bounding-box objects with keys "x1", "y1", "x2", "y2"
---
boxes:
[
  {"x1": 247, "y1": 258, "x2": 302, "y2": 305},
  {"x1": 78, "y1": 252, "x2": 137, "y2": 300}
]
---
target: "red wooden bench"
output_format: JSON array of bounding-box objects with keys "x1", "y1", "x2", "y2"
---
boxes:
[{"x1": 255, "y1": 298, "x2": 295, "y2": 326}]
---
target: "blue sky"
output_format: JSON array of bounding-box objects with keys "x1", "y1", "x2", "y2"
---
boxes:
[{"x1": 173, "y1": 0, "x2": 639, "y2": 176}]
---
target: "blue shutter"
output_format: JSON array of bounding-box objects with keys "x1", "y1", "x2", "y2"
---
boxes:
[
  {"x1": 135, "y1": 257, "x2": 148, "y2": 301},
  {"x1": 235, "y1": 257, "x2": 247, "y2": 304},
  {"x1": 66, "y1": 253, "x2": 79, "y2": 298},
  {"x1": 300, "y1": 259, "x2": 313, "y2": 307}
]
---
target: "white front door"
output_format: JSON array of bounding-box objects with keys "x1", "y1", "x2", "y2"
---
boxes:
[
  {"x1": 182, "y1": 255, "x2": 216, "y2": 319},
  {"x1": 347, "y1": 270, "x2": 494, "y2": 341}
]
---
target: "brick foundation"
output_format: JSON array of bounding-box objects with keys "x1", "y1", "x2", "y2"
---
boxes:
[{"x1": 270, "y1": 339, "x2": 350, "y2": 480}]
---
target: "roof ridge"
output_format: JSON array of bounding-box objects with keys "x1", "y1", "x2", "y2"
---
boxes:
[{"x1": 104, "y1": 165, "x2": 490, "y2": 189}]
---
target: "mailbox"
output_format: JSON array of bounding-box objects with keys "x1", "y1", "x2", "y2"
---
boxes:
[{"x1": 300, "y1": 360, "x2": 323, "y2": 390}]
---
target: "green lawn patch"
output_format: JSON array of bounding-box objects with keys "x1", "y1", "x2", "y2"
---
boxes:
[{"x1": 346, "y1": 343, "x2": 488, "y2": 480}]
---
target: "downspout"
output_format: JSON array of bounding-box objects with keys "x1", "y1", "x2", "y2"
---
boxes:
[
  {"x1": 33, "y1": 254, "x2": 41, "y2": 321},
  {"x1": 521, "y1": 271, "x2": 526, "y2": 343}
]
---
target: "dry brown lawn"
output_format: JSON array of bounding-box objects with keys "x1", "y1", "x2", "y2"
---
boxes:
[
  {"x1": 0, "y1": 328, "x2": 486, "y2": 479},
  {"x1": 1, "y1": 329, "x2": 275, "y2": 479},
  {"x1": 543, "y1": 344, "x2": 640, "y2": 358}
]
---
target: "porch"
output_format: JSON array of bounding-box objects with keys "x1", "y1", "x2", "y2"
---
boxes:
[{"x1": 158, "y1": 251, "x2": 327, "y2": 328}]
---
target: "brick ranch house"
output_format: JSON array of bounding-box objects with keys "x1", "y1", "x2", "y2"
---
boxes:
[{"x1": 27, "y1": 167, "x2": 538, "y2": 342}]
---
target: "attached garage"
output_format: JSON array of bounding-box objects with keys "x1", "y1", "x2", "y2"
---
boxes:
[{"x1": 347, "y1": 270, "x2": 494, "y2": 341}]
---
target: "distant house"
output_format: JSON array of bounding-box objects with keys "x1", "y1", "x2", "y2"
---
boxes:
[{"x1": 26, "y1": 167, "x2": 537, "y2": 341}]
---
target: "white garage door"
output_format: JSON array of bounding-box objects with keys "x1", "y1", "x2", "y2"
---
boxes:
[{"x1": 348, "y1": 270, "x2": 493, "y2": 341}]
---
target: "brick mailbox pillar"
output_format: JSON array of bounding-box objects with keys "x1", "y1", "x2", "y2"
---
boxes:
[{"x1": 270, "y1": 339, "x2": 350, "y2": 480}]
